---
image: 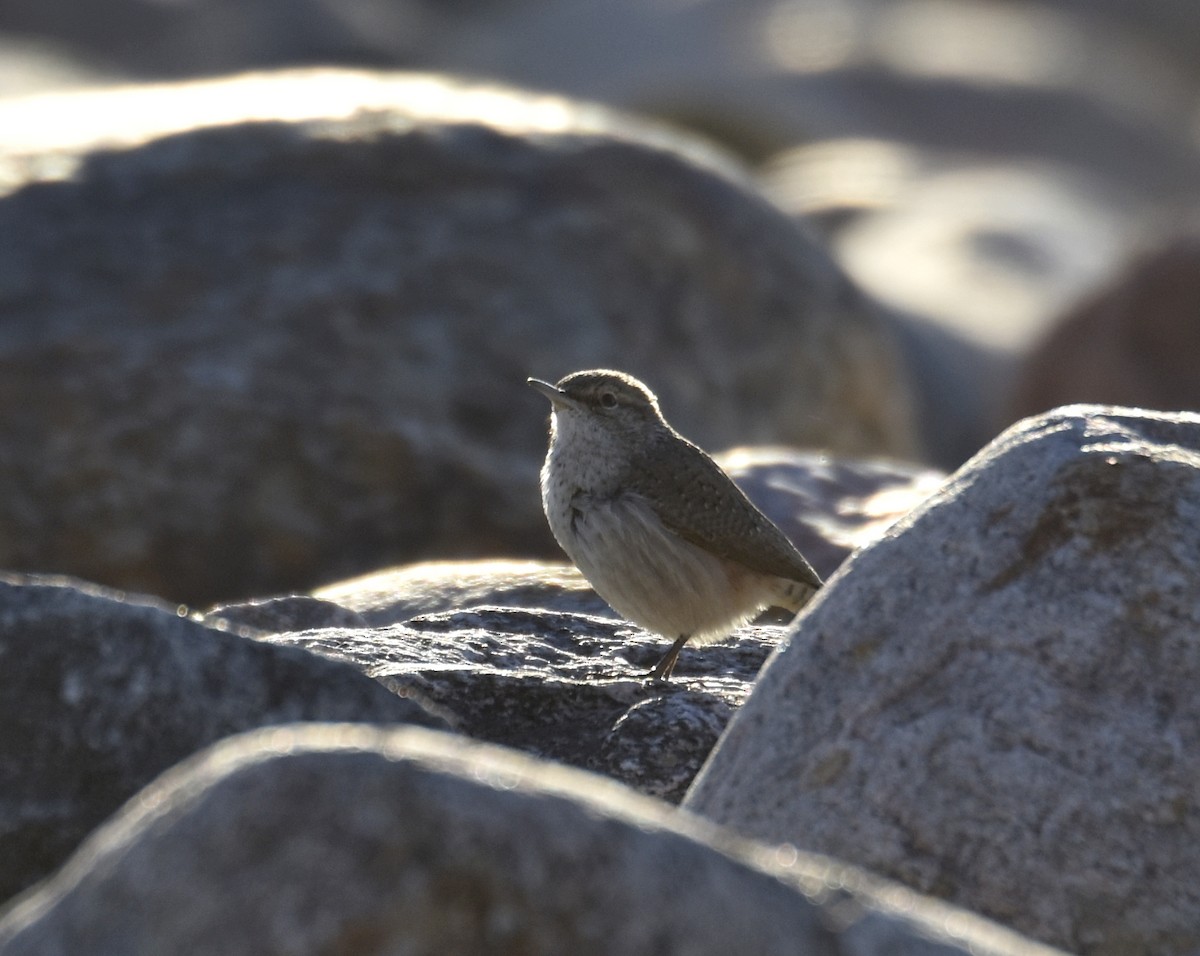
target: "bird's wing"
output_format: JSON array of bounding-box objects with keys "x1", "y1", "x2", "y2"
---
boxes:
[{"x1": 626, "y1": 434, "x2": 823, "y2": 590}]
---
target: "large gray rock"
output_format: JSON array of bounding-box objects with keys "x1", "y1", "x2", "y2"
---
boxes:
[
  {"x1": 686, "y1": 406, "x2": 1200, "y2": 956},
  {"x1": 0, "y1": 576, "x2": 441, "y2": 905},
  {"x1": 0, "y1": 69, "x2": 915, "y2": 605},
  {"x1": 0, "y1": 724, "x2": 1068, "y2": 956}
]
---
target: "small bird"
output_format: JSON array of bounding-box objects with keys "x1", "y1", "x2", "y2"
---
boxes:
[{"x1": 528, "y1": 369, "x2": 822, "y2": 680}]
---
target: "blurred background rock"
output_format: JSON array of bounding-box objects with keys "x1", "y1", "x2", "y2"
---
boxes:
[
  {"x1": 5, "y1": 0, "x2": 1198, "y2": 440},
  {"x1": 3, "y1": 0, "x2": 1199, "y2": 599}
]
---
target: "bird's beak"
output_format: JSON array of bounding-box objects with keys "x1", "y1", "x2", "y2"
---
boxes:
[{"x1": 527, "y1": 377, "x2": 582, "y2": 411}]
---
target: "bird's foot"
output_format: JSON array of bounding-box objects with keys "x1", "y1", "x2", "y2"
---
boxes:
[{"x1": 644, "y1": 634, "x2": 688, "y2": 682}]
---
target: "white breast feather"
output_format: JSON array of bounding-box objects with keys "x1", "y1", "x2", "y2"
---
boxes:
[
  {"x1": 538, "y1": 405, "x2": 788, "y2": 643},
  {"x1": 552, "y1": 491, "x2": 780, "y2": 644}
]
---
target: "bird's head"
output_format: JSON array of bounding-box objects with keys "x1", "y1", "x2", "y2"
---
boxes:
[{"x1": 527, "y1": 369, "x2": 666, "y2": 439}]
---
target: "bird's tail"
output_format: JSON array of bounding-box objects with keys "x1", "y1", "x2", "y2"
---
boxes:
[{"x1": 774, "y1": 577, "x2": 821, "y2": 613}]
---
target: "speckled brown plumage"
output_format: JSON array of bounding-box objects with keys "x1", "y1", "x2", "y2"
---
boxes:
[{"x1": 626, "y1": 428, "x2": 822, "y2": 591}]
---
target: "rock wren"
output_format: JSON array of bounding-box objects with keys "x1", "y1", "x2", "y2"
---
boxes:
[{"x1": 528, "y1": 369, "x2": 822, "y2": 680}]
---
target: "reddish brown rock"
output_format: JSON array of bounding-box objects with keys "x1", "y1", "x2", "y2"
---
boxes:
[{"x1": 1010, "y1": 237, "x2": 1200, "y2": 422}]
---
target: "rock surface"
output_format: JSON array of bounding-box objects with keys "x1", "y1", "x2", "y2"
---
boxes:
[
  {"x1": 254, "y1": 605, "x2": 783, "y2": 803},
  {"x1": 686, "y1": 406, "x2": 1200, "y2": 956},
  {"x1": 0, "y1": 576, "x2": 441, "y2": 905},
  {"x1": 0, "y1": 724, "x2": 1069, "y2": 956},
  {"x1": 0, "y1": 69, "x2": 915, "y2": 606}
]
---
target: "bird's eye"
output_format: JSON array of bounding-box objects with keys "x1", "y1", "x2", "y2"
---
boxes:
[{"x1": 599, "y1": 391, "x2": 617, "y2": 409}]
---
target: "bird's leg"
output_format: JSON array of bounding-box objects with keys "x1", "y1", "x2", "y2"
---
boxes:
[{"x1": 648, "y1": 634, "x2": 689, "y2": 681}]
